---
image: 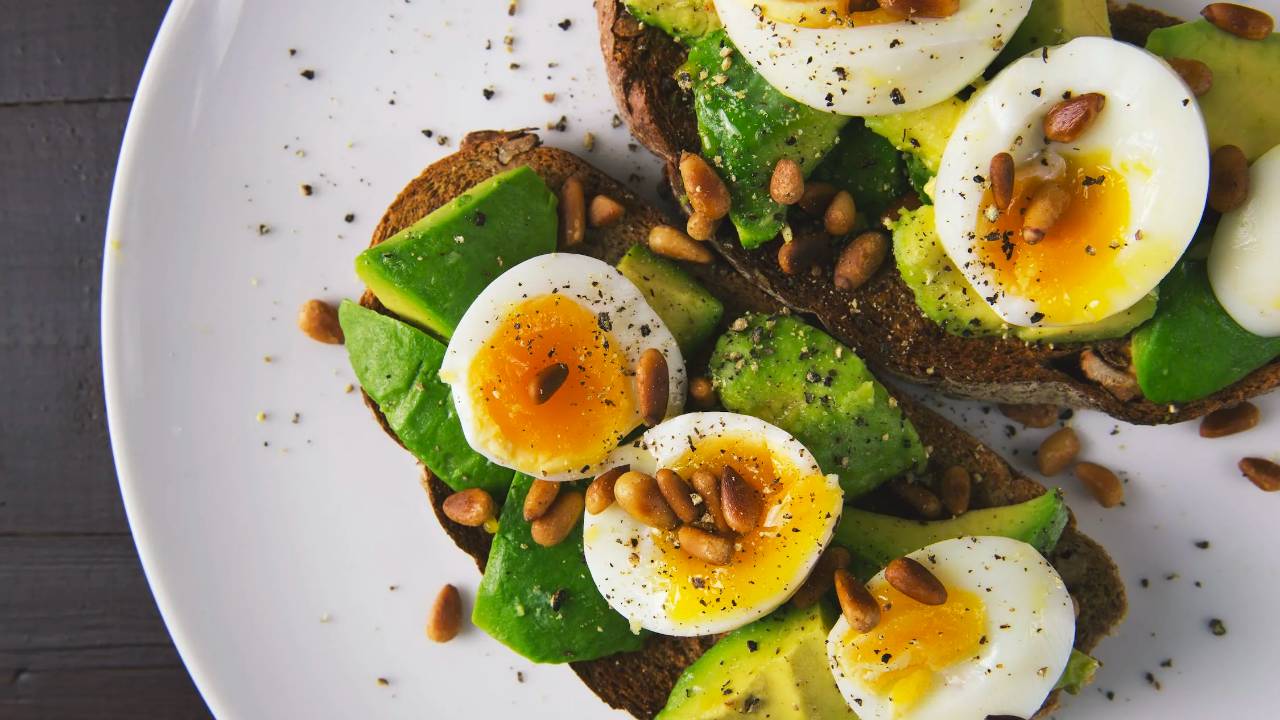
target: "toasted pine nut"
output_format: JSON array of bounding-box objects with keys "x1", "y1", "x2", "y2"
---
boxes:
[
  {"x1": 426, "y1": 584, "x2": 462, "y2": 642},
  {"x1": 1037, "y1": 427, "x2": 1080, "y2": 477},
  {"x1": 523, "y1": 479, "x2": 561, "y2": 522},
  {"x1": 1209, "y1": 145, "x2": 1250, "y2": 212},
  {"x1": 989, "y1": 152, "x2": 1015, "y2": 212},
  {"x1": 688, "y1": 376, "x2": 717, "y2": 409},
  {"x1": 559, "y1": 176, "x2": 585, "y2": 247},
  {"x1": 720, "y1": 466, "x2": 763, "y2": 534},
  {"x1": 442, "y1": 488, "x2": 496, "y2": 527},
  {"x1": 1043, "y1": 93, "x2": 1106, "y2": 143},
  {"x1": 614, "y1": 471, "x2": 679, "y2": 530},
  {"x1": 656, "y1": 469, "x2": 699, "y2": 524},
  {"x1": 586, "y1": 465, "x2": 628, "y2": 514},
  {"x1": 690, "y1": 469, "x2": 732, "y2": 534},
  {"x1": 939, "y1": 466, "x2": 971, "y2": 516},
  {"x1": 770, "y1": 158, "x2": 805, "y2": 205},
  {"x1": 1202, "y1": 2, "x2": 1274, "y2": 40},
  {"x1": 792, "y1": 545, "x2": 852, "y2": 609},
  {"x1": 679, "y1": 152, "x2": 731, "y2": 220},
  {"x1": 1022, "y1": 182, "x2": 1070, "y2": 244},
  {"x1": 637, "y1": 348, "x2": 669, "y2": 427},
  {"x1": 1075, "y1": 462, "x2": 1124, "y2": 508},
  {"x1": 834, "y1": 568, "x2": 882, "y2": 632},
  {"x1": 686, "y1": 212, "x2": 719, "y2": 241},
  {"x1": 833, "y1": 230, "x2": 888, "y2": 291},
  {"x1": 798, "y1": 181, "x2": 838, "y2": 216},
  {"x1": 878, "y1": 0, "x2": 959, "y2": 17},
  {"x1": 1240, "y1": 457, "x2": 1280, "y2": 492},
  {"x1": 677, "y1": 525, "x2": 734, "y2": 565},
  {"x1": 1200, "y1": 402, "x2": 1260, "y2": 438},
  {"x1": 777, "y1": 230, "x2": 826, "y2": 276},
  {"x1": 1167, "y1": 57, "x2": 1214, "y2": 96},
  {"x1": 1079, "y1": 350, "x2": 1140, "y2": 401},
  {"x1": 999, "y1": 403, "x2": 1060, "y2": 428},
  {"x1": 889, "y1": 478, "x2": 943, "y2": 520},
  {"x1": 588, "y1": 194, "x2": 626, "y2": 228},
  {"x1": 298, "y1": 299, "x2": 344, "y2": 344},
  {"x1": 885, "y1": 557, "x2": 948, "y2": 605},
  {"x1": 530, "y1": 490, "x2": 584, "y2": 547},
  {"x1": 824, "y1": 190, "x2": 857, "y2": 236},
  {"x1": 528, "y1": 362, "x2": 569, "y2": 405},
  {"x1": 649, "y1": 224, "x2": 713, "y2": 263}
]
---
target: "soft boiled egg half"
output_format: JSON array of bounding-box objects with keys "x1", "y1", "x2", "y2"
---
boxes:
[
  {"x1": 583, "y1": 412, "x2": 843, "y2": 636},
  {"x1": 1210, "y1": 143, "x2": 1280, "y2": 338},
  {"x1": 716, "y1": 0, "x2": 1032, "y2": 115},
  {"x1": 439, "y1": 254, "x2": 686, "y2": 481},
  {"x1": 827, "y1": 536, "x2": 1076, "y2": 720},
  {"x1": 934, "y1": 36, "x2": 1209, "y2": 328}
]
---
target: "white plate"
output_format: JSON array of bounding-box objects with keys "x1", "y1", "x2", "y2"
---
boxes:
[{"x1": 103, "y1": 1, "x2": 1280, "y2": 717}]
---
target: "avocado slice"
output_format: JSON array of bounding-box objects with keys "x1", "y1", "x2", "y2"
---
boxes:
[
  {"x1": 833, "y1": 490, "x2": 1069, "y2": 580},
  {"x1": 1132, "y1": 258, "x2": 1280, "y2": 404},
  {"x1": 710, "y1": 314, "x2": 926, "y2": 497},
  {"x1": 656, "y1": 603, "x2": 856, "y2": 719},
  {"x1": 996, "y1": 0, "x2": 1112, "y2": 69},
  {"x1": 338, "y1": 301, "x2": 511, "y2": 495},
  {"x1": 472, "y1": 474, "x2": 645, "y2": 663},
  {"x1": 616, "y1": 244, "x2": 724, "y2": 357},
  {"x1": 1147, "y1": 20, "x2": 1280, "y2": 162},
  {"x1": 1057, "y1": 649, "x2": 1101, "y2": 695},
  {"x1": 355, "y1": 166, "x2": 557, "y2": 338},
  {"x1": 865, "y1": 96, "x2": 969, "y2": 178},
  {"x1": 810, "y1": 120, "x2": 910, "y2": 222},
  {"x1": 623, "y1": 0, "x2": 719, "y2": 43}
]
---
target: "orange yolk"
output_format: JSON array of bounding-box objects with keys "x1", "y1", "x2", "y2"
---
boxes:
[
  {"x1": 974, "y1": 151, "x2": 1131, "y2": 323},
  {"x1": 840, "y1": 584, "x2": 988, "y2": 712},
  {"x1": 758, "y1": 0, "x2": 904, "y2": 28},
  {"x1": 468, "y1": 294, "x2": 637, "y2": 475},
  {"x1": 651, "y1": 436, "x2": 839, "y2": 623}
]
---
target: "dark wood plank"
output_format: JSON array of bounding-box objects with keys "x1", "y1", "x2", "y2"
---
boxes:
[{"x1": 0, "y1": 0, "x2": 170, "y2": 104}]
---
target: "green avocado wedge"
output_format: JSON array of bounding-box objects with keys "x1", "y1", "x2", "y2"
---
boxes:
[
  {"x1": 623, "y1": 0, "x2": 719, "y2": 43},
  {"x1": 472, "y1": 474, "x2": 644, "y2": 664},
  {"x1": 1132, "y1": 259, "x2": 1280, "y2": 404},
  {"x1": 683, "y1": 31, "x2": 848, "y2": 249},
  {"x1": 810, "y1": 120, "x2": 909, "y2": 223},
  {"x1": 337, "y1": 301, "x2": 511, "y2": 496},
  {"x1": 354, "y1": 166, "x2": 557, "y2": 338},
  {"x1": 710, "y1": 314, "x2": 926, "y2": 497},
  {"x1": 833, "y1": 490, "x2": 1069, "y2": 580},
  {"x1": 617, "y1": 244, "x2": 724, "y2": 357},
  {"x1": 995, "y1": 0, "x2": 1112, "y2": 70},
  {"x1": 1057, "y1": 650, "x2": 1101, "y2": 695}
]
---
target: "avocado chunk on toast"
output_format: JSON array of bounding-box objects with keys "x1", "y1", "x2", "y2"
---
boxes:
[
  {"x1": 596, "y1": 0, "x2": 1280, "y2": 425},
  {"x1": 353, "y1": 130, "x2": 1125, "y2": 719}
]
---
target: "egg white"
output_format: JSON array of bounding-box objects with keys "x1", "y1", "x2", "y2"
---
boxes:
[
  {"x1": 439, "y1": 253, "x2": 686, "y2": 481},
  {"x1": 827, "y1": 535, "x2": 1076, "y2": 720},
  {"x1": 934, "y1": 36, "x2": 1209, "y2": 327},
  {"x1": 583, "y1": 412, "x2": 842, "y2": 636},
  {"x1": 716, "y1": 0, "x2": 1032, "y2": 115},
  {"x1": 1209, "y1": 143, "x2": 1280, "y2": 337}
]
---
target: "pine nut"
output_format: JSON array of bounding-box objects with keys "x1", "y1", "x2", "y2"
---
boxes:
[
  {"x1": 1209, "y1": 144, "x2": 1250, "y2": 212},
  {"x1": 889, "y1": 478, "x2": 943, "y2": 520},
  {"x1": 679, "y1": 152, "x2": 731, "y2": 220},
  {"x1": 1167, "y1": 57, "x2": 1213, "y2": 96},
  {"x1": 649, "y1": 225, "x2": 713, "y2": 264},
  {"x1": 442, "y1": 488, "x2": 497, "y2": 527},
  {"x1": 1037, "y1": 427, "x2": 1080, "y2": 477},
  {"x1": 690, "y1": 469, "x2": 732, "y2": 534},
  {"x1": 885, "y1": 557, "x2": 948, "y2": 606},
  {"x1": 1240, "y1": 457, "x2": 1280, "y2": 491},
  {"x1": 688, "y1": 376, "x2": 717, "y2": 409},
  {"x1": 586, "y1": 465, "x2": 628, "y2": 514},
  {"x1": 878, "y1": 0, "x2": 960, "y2": 17},
  {"x1": 1075, "y1": 462, "x2": 1124, "y2": 508},
  {"x1": 770, "y1": 157, "x2": 805, "y2": 205},
  {"x1": 677, "y1": 525, "x2": 734, "y2": 565},
  {"x1": 720, "y1": 466, "x2": 763, "y2": 533},
  {"x1": 798, "y1": 181, "x2": 838, "y2": 216},
  {"x1": 824, "y1": 190, "x2": 857, "y2": 236},
  {"x1": 528, "y1": 362, "x2": 569, "y2": 405},
  {"x1": 297, "y1": 299, "x2": 344, "y2": 344},
  {"x1": 1079, "y1": 349, "x2": 1140, "y2": 401},
  {"x1": 686, "y1": 212, "x2": 719, "y2": 241},
  {"x1": 1043, "y1": 93, "x2": 1106, "y2": 143},
  {"x1": 1022, "y1": 182, "x2": 1070, "y2": 244},
  {"x1": 939, "y1": 466, "x2": 972, "y2": 516},
  {"x1": 792, "y1": 546, "x2": 852, "y2": 609},
  {"x1": 523, "y1": 479, "x2": 561, "y2": 522},
  {"x1": 777, "y1": 230, "x2": 826, "y2": 276},
  {"x1": 614, "y1": 471, "x2": 679, "y2": 529},
  {"x1": 588, "y1": 194, "x2": 626, "y2": 228},
  {"x1": 426, "y1": 584, "x2": 462, "y2": 642},
  {"x1": 656, "y1": 469, "x2": 699, "y2": 524},
  {"x1": 999, "y1": 403, "x2": 1060, "y2": 428},
  {"x1": 530, "y1": 490, "x2": 584, "y2": 547},
  {"x1": 637, "y1": 348, "x2": 669, "y2": 427},
  {"x1": 833, "y1": 230, "x2": 888, "y2": 291},
  {"x1": 834, "y1": 568, "x2": 882, "y2": 633},
  {"x1": 1201, "y1": 402, "x2": 1260, "y2": 438},
  {"x1": 989, "y1": 152, "x2": 1015, "y2": 212},
  {"x1": 1202, "y1": 3, "x2": 1274, "y2": 40},
  {"x1": 559, "y1": 176, "x2": 585, "y2": 247}
]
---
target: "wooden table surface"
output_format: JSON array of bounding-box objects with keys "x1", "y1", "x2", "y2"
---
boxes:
[{"x1": 1, "y1": 2, "x2": 211, "y2": 717}]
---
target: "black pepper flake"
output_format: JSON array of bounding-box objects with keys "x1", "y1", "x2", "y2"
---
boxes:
[
  {"x1": 747, "y1": 640, "x2": 759, "y2": 652},
  {"x1": 549, "y1": 588, "x2": 568, "y2": 612},
  {"x1": 824, "y1": 92, "x2": 834, "y2": 107},
  {"x1": 611, "y1": 114, "x2": 623, "y2": 128},
  {"x1": 1195, "y1": 540, "x2": 1210, "y2": 549},
  {"x1": 597, "y1": 312, "x2": 612, "y2": 331},
  {"x1": 1031, "y1": 87, "x2": 1042, "y2": 97},
  {"x1": 473, "y1": 211, "x2": 487, "y2": 226},
  {"x1": 422, "y1": 129, "x2": 434, "y2": 138},
  {"x1": 1083, "y1": 175, "x2": 1105, "y2": 187},
  {"x1": 557, "y1": 18, "x2": 572, "y2": 30},
  {"x1": 890, "y1": 88, "x2": 905, "y2": 105},
  {"x1": 890, "y1": 38, "x2": 902, "y2": 48},
  {"x1": 1140, "y1": 578, "x2": 1150, "y2": 588},
  {"x1": 300, "y1": 69, "x2": 316, "y2": 80},
  {"x1": 483, "y1": 87, "x2": 496, "y2": 100},
  {"x1": 288, "y1": 48, "x2": 297, "y2": 57},
  {"x1": 257, "y1": 223, "x2": 271, "y2": 235},
  {"x1": 300, "y1": 183, "x2": 314, "y2": 196},
  {"x1": 1029, "y1": 311, "x2": 1045, "y2": 324},
  {"x1": 344, "y1": 213, "x2": 355, "y2": 223},
  {"x1": 1209, "y1": 618, "x2": 1227, "y2": 636}
]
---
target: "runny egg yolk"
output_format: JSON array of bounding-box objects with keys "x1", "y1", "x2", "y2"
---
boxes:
[
  {"x1": 839, "y1": 583, "x2": 988, "y2": 714},
  {"x1": 975, "y1": 151, "x2": 1132, "y2": 324},
  {"x1": 756, "y1": 0, "x2": 904, "y2": 28},
  {"x1": 468, "y1": 294, "x2": 636, "y2": 475},
  {"x1": 651, "y1": 436, "x2": 839, "y2": 623}
]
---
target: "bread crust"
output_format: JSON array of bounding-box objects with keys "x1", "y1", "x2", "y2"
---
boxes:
[
  {"x1": 595, "y1": 0, "x2": 1280, "y2": 425},
  {"x1": 357, "y1": 130, "x2": 1125, "y2": 718}
]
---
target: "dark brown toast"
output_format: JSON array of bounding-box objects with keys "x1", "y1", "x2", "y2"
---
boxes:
[
  {"x1": 597, "y1": 0, "x2": 1280, "y2": 425},
  {"x1": 356, "y1": 130, "x2": 1125, "y2": 719}
]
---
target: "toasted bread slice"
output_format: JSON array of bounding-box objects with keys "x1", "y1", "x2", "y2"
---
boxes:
[
  {"x1": 596, "y1": 0, "x2": 1280, "y2": 425},
  {"x1": 355, "y1": 130, "x2": 1125, "y2": 719}
]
